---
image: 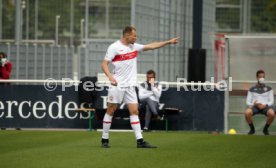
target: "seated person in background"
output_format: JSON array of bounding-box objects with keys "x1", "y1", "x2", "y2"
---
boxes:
[
  {"x1": 0, "y1": 52, "x2": 12, "y2": 81},
  {"x1": 245, "y1": 70, "x2": 275, "y2": 135},
  {"x1": 138, "y1": 70, "x2": 162, "y2": 131}
]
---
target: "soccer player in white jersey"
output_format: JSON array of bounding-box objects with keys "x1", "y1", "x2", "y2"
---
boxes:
[
  {"x1": 101, "y1": 26, "x2": 179, "y2": 148},
  {"x1": 245, "y1": 70, "x2": 275, "y2": 135}
]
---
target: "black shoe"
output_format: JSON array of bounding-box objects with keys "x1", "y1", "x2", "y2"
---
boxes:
[
  {"x1": 248, "y1": 129, "x2": 255, "y2": 135},
  {"x1": 101, "y1": 139, "x2": 110, "y2": 148},
  {"x1": 101, "y1": 142, "x2": 110, "y2": 148},
  {"x1": 263, "y1": 129, "x2": 269, "y2": 135},
  {"x1": 137, "y1": 141, "x2": 157, "y2": 148}
]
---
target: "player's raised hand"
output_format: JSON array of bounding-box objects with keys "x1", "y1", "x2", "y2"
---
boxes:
[{"x1": 168, "y1": 37, "x2": 179, "y2": 44}]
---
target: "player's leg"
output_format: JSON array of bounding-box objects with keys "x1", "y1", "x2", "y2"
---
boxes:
[
  {"x1": 128, "y1": 103, "x2": 143, "y2": 139},
  {"x1": 144, "y1": 99, "x2": 159, "y2": 130},
  {"x1": 125, "y1": 87, "x2": 156, "y2": 148},
  {"x1": 146, "y1": 98, "x2": 159, "y2": 118},
  {"x1": 101, "y1": 86, "x2": 122, "y2": 148},
  {"x1": 127, "y1": 103, "x2": 156, "y2": 148},
  {"x1": 245, "y1": 107, "x2": 255, "y2": 135},
  {"x1": 101, "y1": 103, "x2": 117, "y2": 148},
  {"x1": 144, "y1": 105, "x2": 152, "y2": 131},
  {"x1": 263, "y1": 108, "x2": 275, "y2": 135}
]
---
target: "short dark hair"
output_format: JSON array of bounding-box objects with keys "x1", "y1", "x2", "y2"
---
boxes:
[
  {"x1": 256, "y1": 69, "x2": 265, "y2": 77},
  {"x1": 122, "y1": 26, "x2": 136, "y2": 36},
  {"x1": 0, "y1": 52, "x2": 7, "y2": 58},
  {"x1": 147, "y1": 69, "x2": 156, "y2": 78}
]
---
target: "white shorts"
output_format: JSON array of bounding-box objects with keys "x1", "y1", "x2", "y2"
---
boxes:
[{"x1": 107, "y1": 86, "x2": 138, "y2": 104}]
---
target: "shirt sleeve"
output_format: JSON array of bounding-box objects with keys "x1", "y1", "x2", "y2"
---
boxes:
[
  {"x1": 138, "y1": 85, "x2": 153, "y2": 100},
  {"x1": 104, "y1": 45, "x2": 117, "y2": 61},
  {"x1": 133, "y1": 43, "x2": 144, "y2": 52},
  {"x1": 152, "y1": 84, "x2": 162, "y2": 100},
  {"x1": 246, "y1": 90, "x2": 253, "y2": 107},
  {"x1": 267, "y1": 90, "x2": 274, "y2": 106}
]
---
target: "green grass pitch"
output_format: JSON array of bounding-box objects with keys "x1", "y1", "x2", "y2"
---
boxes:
[{"x1": 1, "y1": 130, "x2": 276, "y2": 168}]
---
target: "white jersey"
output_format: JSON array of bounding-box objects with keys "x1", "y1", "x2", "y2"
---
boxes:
[
  {"x1": 138, "y1": 82, "x2": 162, "y2": 102},
  {"x1": 246, "y1": 84, "x2": 274, "y2": 106},
  {"x1": 104, "y1": 40, "x2": 144, "y2": 87}
]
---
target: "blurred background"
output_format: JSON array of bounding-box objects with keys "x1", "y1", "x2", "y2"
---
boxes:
[{"x1": 0, "y1": 0, "x2": 275, "y2": 81}]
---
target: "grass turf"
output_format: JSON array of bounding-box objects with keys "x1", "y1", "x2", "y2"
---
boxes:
[{"x1": 0, "y1": 130, "x2": 276, "y2": 168}]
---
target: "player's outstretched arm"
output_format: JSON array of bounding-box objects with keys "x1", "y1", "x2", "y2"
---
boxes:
[{"x1": 143, "y1": 37, "x2": 179, "y2": 51}]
